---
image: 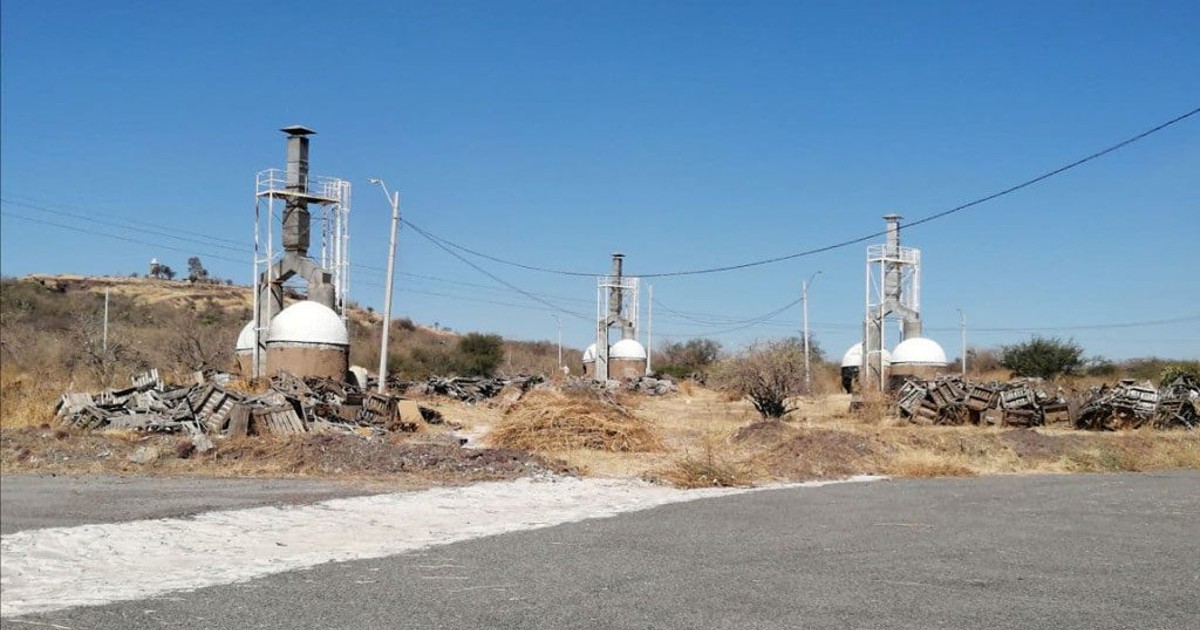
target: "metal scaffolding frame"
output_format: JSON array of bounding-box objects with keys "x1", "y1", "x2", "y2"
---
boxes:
[
  {"x1": 594, "y1": 273, "x2": 639, "y2": 382},
  {"x1": 250, "y1": 168, "x2": 351, "y2": 379},
  {"x1": 862, "y1": 216, "x2": 922, "y2": 392}
]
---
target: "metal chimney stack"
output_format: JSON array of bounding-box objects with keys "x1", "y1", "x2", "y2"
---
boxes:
[
  {"x1": 609, "y1": 253, "x2": 635, "y2": 340},
  {"x1": 281, "y1": 125, "x2": 315, "y2": 255},
  {"x1": 883, "y1": 214, "x2": 902, "y2": 305},
  {"x1": 861, "y1": 214, "x2": 923, "y2": 391}
]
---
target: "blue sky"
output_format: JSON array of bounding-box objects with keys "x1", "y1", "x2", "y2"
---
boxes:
[{"x1": 2, "y1": 0, "x2": 1197, "y2": 361}]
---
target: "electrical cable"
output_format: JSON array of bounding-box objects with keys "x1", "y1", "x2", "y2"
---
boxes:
[
  {"x1": 401, "y1": 220, "x2": 592, "y2": 321},
  {"x1": 0, "y1": 211, "x2": 246, "y2": 264},
  {"x1": 0, "y1": 196, "x2": 248, "y2": 249},
  {"x1": 400, "y1": 105, "x2": 1200, "y2": 278}
]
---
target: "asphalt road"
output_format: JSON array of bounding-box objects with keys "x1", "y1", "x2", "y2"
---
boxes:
[
  {"x1": 6, "y1": 472, "x2": 1199, "y2": 629},
  {"x1": 0, "y1": 474, "x2": 386, "y2": 535}
]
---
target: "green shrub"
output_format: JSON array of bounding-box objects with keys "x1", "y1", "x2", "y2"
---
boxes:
[{"x1": 1000, "y1": 336, "x2": 1084, "y2": 380}]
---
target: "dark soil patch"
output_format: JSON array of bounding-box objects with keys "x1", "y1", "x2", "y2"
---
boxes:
[
  {"x1": 0, "y1": 428, "x2": 572, "y2": 483},
  {"x1": 730, "y1": 420, "x2": 800, "y2": 447},
  {"x1": 756, "y1": 428, "x2": 882, "y2": 480},
  {"x1": 1001, "y1": 429, "x2": 1089, "y2": 461}
]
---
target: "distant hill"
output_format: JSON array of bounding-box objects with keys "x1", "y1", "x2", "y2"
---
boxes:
[{"x1": 1, "y1": 275, "x2": 580, "y2": 388}]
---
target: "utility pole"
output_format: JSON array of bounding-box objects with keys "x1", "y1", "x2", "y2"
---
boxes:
[
  {"x1": 646, "y1": 284, "x2": 654, "y2": 374},
  {"x1": 102, "y1": 288, "x2": 110, "y2": 352},
  {"x1": 370, "y1": 179, "x2": 401, "y2": 393},
  {"x1": 958, "y1": 308, "x2": 967, "y2": 378},
  {"x1": 802, "y1": 271, "x2": 821, "y2": 394},
  {"x1": 554, "y1": 314, "x2": 563, "y2": 372}
]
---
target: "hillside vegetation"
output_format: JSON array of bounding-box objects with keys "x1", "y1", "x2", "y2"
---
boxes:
[
  {"x1": 2, "y1": 274, "x2": 1197, "y2": 487},
  {"x1": 0, "y1": 275, "x2": 580, "y2": 427}
]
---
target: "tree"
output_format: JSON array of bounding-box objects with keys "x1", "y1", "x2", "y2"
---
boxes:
[
  {"x1": 657, "y1": 338, "x2": 721, "y2": 378},
  {"x1": 714, "y1": 338, "x2": 809, "y2": 419},
  {"x1": 187, "y1": 257, "x2": 209, "y2": 283},
  {"x1": 455, "y1": 333, "x2": 504, "y2": 377},
  {"x1": 1000, "y1": 336, "x2": 1084, "y2": 380}
]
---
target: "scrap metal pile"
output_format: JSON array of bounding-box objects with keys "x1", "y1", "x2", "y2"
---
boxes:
[
  {"x1": 561, "y1": 375, "x2": 679, "y2": 396},
  {"x1": 894, "y1": 375, "x2": 1198, "y2": 430},
  {"x1": 405, "y1": 375, "x2": 546, "y2": 403},
  {"x1": 396, "y1": 374, "x2": 679, "y2": 403},
  {"x1": 56, "y1": 370, "x2": 432, "y2": 437}
]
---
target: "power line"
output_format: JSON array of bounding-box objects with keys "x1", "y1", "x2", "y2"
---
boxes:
[
  {"x1": 0, "y1": 196, "x2": 248, "y2": 248},
  {"x1": 401, "y1": 105, "x2": 1200, "y2": 278},
  {"x1": 0, "y1": 211, "x2": 246, "y2": 265},
  {"x1": 402, "y1": 220, "x2": 591, "y2": 321},
  {"x1": 926, "y1": 314, "x2": 1200, "y2": 334}
]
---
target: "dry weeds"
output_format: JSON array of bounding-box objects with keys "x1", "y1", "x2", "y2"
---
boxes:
[
  {"x1": 487, "y1": 389, "x2": 664, "y2": 453},
  {"x1": 0, "y1": 427, "x2": 572, "y2": 482},
  {"x1": 4, "y1": 359, "x2": 1198, "y2": 487},
  {"x1": 0, "y1": 367, "x2": 64, "y2": 430}
]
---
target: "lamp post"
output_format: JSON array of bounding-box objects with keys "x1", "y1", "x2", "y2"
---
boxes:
[
  {"x1": 802, "y1": 270, "x2": 821, "y2": 394},
  {"x1": 368, "y1": 178, "x2": 400, "y2": 393},
  {"x1": 958, "y1": 308, "x2": 967, "y2": 378},
  {"x1": 553, "y1": 314, "x2": 563, "y2": 373}
]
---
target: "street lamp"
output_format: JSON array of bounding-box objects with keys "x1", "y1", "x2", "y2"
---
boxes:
[
  {"x1": 802, "y1": 270, "x2": 822, "y2": 394},
  {"x1": 552, "y1": 314, "x2": 563, "y2": 375},
  {"x1": 958, "y1": 308, "x2": 967, "y2": 378},
  {"x1": 369, "y1": 178, "x2": 401, "y2": 393}
]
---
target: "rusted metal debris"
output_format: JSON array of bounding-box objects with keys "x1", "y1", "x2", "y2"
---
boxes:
[
  {"x1": 56, "y1": 370, "x2": 435, "y2": 437},
  {"x1": 405, "y1": 375, "x2": 546, "y2": 403},
  {"x1": 560, "y1": 375, "x2": 678, "y2": 396},
  {"x1": 893, "y1": 375, "x2": 1197, "y2": 431},
  {"x1": 1076, "y1": 377, "x2": 1198, "y2": 430}
]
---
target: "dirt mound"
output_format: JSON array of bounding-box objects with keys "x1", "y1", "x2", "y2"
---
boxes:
[
  {"x1": 487, "y1": 390, "x2": 664, "y2": 452},
  {"x1": 1001, "y1": 429, "x2": 1089, "y2": 460},
  {"x1": 731, "y1": 420, "x2": 800, "y2": 447},
  {"x1": 756, "y1": 429, "x2": 882, "y2": 480},
  {"x1": 0, "y1": 427, "x2": 571, "y2": 482}
]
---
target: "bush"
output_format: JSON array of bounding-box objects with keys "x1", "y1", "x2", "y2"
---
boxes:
[
  {"x1": 656, "y1": 338, "x2": 721, "y2": 376},
  {"x1": 714, "y1": 338, "x2": 809, "y2": 419},
  {"x1": 1085, "y1": 356, "x2": 1118, "y2": 378},
  {"x1": 1160, "y1": 363, "x2": 1200, "y2": 386},
  {"x1": 1000, "y1": 336, "x2": 1084, "y2": 380},
  {"x1": 456, "y1": 333, "x2": 504, "y2": 377}
]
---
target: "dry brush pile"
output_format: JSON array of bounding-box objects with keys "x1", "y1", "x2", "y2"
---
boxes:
[{"x1": 487, "y1": 389, "x2": 665, "y2": 453}]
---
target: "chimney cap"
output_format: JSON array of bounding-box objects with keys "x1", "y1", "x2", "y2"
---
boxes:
[
  {"x1": 612, "y1": 252, "x2": 625, "y2": 258},
  {"x1": 280, "y1": 125, "x2": 317, "y2": 136},
  {"x1": 883, "y1": 214, "x2": 903, "y2": 221}
]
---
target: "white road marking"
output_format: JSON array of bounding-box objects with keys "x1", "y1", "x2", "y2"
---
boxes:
[{"x1": 1, "y1": 475, "x2": 882, "y2": 617}]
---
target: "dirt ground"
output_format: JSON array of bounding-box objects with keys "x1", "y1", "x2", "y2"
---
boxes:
[
  {"x1": 3, "y1": 386, "x2": 1198, "y2": 488},
  {"x1": 0, "y1": 425, "x2": 572, "y2": 485},
  {"x1": 433, "y1": 387, "x2": 1200, "y2": 486}
]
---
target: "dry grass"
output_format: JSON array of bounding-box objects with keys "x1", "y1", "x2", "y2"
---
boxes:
[
  {"x1": 875, "y1": 450, "x2": 978, "y2": 478},
  {"x1": 487, "y1": 389, "x2": 664, "y2": 453},
  {"x1": 5, "y1": 340, "x2": 1198, "y2": 487},
  {"x1": 657, "y1": 446, "x2": 754, "y2": 488},
  {"x1": 0, "y1": 367, "x2": 66, "y2": 430},
  {"x1": 0, "y1": 427, "x2": 572, "y2": 482}
]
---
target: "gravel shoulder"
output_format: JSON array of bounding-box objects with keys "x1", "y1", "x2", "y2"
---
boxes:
[{"x1": 0, "y1": 473, "x2": 394, "y2": 535}]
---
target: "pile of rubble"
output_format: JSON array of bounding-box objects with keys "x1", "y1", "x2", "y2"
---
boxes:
[
  {"x1": 893, "y1": 375, "x2": 1198, "y2": 431},
  {"x1": 561, "y1": 375, "x2": 678, "y2": 396},
  {"x1": 1076, "y1": 376, "x2": 1198, "y2": 430},
  {"x1": 396, "y1": 374, "x2": 678, "y2": 403},
  {"x1": 56, "y1": 370, "x2": 434, "y2": 437},
  {"x1": 405, "y1": 375, "x2": 546, "y2": 403}
]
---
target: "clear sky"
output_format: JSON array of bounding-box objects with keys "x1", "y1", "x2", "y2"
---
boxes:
[{"x1": 2, "y1": 0, "x2": 1198, "y2": 361}]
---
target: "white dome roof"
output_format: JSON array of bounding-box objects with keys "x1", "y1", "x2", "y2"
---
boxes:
[
  {"x1": 267, "y1": 301, "x2": 348, "y2": 346},
  {"x1": 610, "y1": 339, "x2": 647, "y2": 360},
  {"x1": 840, "y1": 343, "x2": 891, "y2": 367},
  {"x1": 582, "y1": 343, "x2": 597, "y2": 363},
  {"x1": 235, "y1": 321, "x2": 257, "y2": 352},
  {"x1": 892, "y1": 337, "x2": 948, "y2": 366}
]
